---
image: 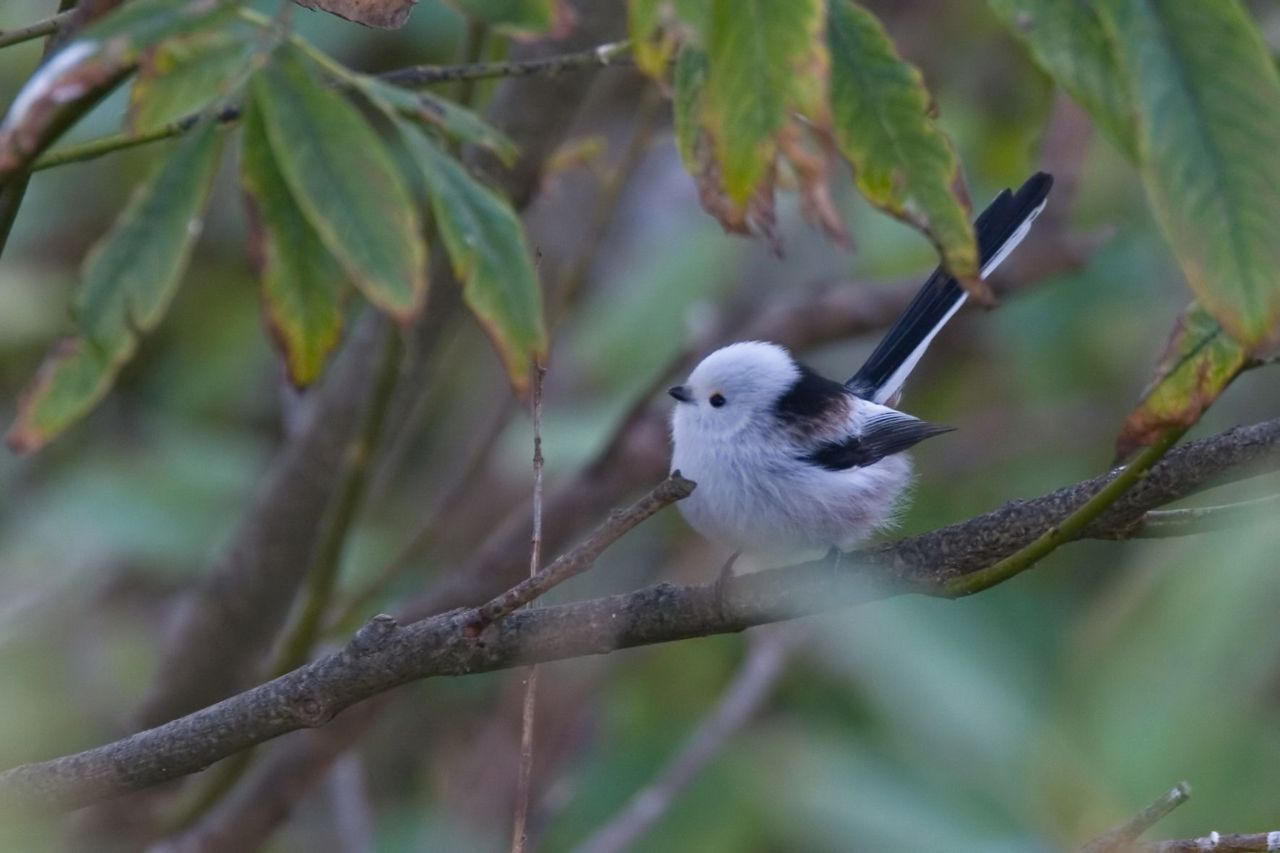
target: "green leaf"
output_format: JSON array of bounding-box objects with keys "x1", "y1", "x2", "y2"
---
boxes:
[
  {"x1": 1116, "y1": 302, "x2": 1249, "y2": 460},
  {"x1": 402, "y1": 126, "x2": 545, "y2": 392},
  {"x1": 357, "y1": 77, "x2": 518, "y2": 165},
  {"x1": 1098, "y1": 0, "x2": 1280, "y2": 351},
  {"x1": 128, "y1": 31, "x2": 251, "y2": 134},
  {"x1": 827, "y1": 0, "x2": 977, "y2": 282},
  {"x1": 8, "y1": 122, "x2": 223, "y2": 453},
  {"x1": 241, "y1": 98, "x2": 346, "y2": 387},
  {"x1": 446, "y1": 0, "x2": 572, "y2": 38},
  {"x1": 701, "y1": 0, "x2": 823, "y2": 206},
  {"x1": 251, "y1": 45, "x2": 427, "y2": 323},
  {"x1": 986, "y1": 0, "x2": 1136, "y2": 158},
  {"x1": 672, "y1": 47, "x2": 708, "y2": 169}
]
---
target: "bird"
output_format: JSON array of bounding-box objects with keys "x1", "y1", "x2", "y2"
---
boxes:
[{"x1": 668, "y1": 172, "x2": 1053, "y2": 567}]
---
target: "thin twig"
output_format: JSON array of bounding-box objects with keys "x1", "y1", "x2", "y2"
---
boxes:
[
  {"x1": 381, "y1": 41, "x2": 631, "y2": 88},
  {"x1": 576, "y1": 629, "x2": 793, "y2": 853},
  {"x1": 1131, "y1": 831, "x2": 1280, "y2": 852},
  {"x1": 0, "y1": 11, "x2": 75, "y2": 50},
  {"x1": 511, "y1": 362, "x2": 548, "y2": 853},
  {"x1": 1097, "y1": 494, "x2": 1280, "y2": 540},
  {"x1": 1081, "y1": 782, "x2": 1192, "y2": 852},
  {"x1": 468, "y1": 473, "x2": 695, "y2": 633}
]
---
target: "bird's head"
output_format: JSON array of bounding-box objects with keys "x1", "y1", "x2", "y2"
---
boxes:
[{"x1": 669, "y1": 341, "x2": 800, "y2": 440}]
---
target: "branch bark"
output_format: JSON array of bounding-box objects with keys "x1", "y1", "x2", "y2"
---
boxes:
[{"x1": 4, "y1": 416, "x2": 1278, "y2": 813}]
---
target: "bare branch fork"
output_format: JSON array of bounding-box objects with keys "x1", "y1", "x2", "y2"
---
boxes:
[{"x1": 2, "y1": 415, "x2": 1278, "y2": 813}]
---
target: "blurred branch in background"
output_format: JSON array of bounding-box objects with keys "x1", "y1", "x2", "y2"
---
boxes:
[
  {"x1": 3, "y1": 414, "x2": 1277, "y2": 813},
  {"x1": 576, "y1": 628, "x2": 794, "y2": 853}
]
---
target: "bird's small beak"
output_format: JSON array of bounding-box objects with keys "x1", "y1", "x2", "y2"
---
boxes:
[{"x1": 668, "y1": 385, "x2": 693, "y2": 403}]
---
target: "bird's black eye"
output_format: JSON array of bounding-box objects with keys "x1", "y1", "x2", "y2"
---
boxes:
[{"x1": 709, "y1": 393, "x2": 726, "y2": 408}]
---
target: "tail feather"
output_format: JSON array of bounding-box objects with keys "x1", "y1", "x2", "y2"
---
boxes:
[{"x1": 846, "y1": 172, "x2": 1053, "y2": 403}]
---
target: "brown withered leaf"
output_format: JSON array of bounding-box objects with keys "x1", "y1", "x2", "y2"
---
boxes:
[
  {"x1": 777, "y1": 121, "x2": 851, "y2": 250},
  {"x1": 1115, "y1": 302, "x2": 1249, "y2": 461},
  {"x1": 690, "y1": 131, "x2": 780, "y2": 254},
  {"x1": 293, "y1": 0, "x2": 417, "y2": 29}
]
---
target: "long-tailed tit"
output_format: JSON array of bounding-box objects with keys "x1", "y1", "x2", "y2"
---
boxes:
[{"x1": 669, "y1": 173, "x2": 1053, "y2": 565}]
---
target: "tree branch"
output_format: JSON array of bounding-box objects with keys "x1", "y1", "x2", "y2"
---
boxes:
[{"x1": 3, "y1": 416, "x2": 1277, "y2": 813}]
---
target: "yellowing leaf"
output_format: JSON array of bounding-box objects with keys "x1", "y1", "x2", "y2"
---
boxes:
[
  {"x1": 241, "y1": 98, "x2": 346, "y2": 386},
  {"x1": 628, "y1": 0, "x2": 707, "y2": 78},
  {"x1": 403, "y1": 127, "x2": 546, "y2": 392},
  {"x1": 8, "y1": 122, "x2": 223, "y2": 452},
  {"x1": 1098, "y1": 0, "x2": 1280, "y2": 350},
  {"x1": 251, "y1": 45, "x2": 427, "y2": 323},
  {"x1": 1116, "y1": 303, "x2": 1249, "y2": 460},
  {"x1": 701, "y1": 0, "x2": 823, "y2": 206},
  {"x1": 827, "y1": 0, "x2": 977, "y2": 284}
]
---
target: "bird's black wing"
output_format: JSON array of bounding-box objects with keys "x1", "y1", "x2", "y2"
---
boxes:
[{"x1": 802, "y1": 412, "x2": 953, "y2": 472}]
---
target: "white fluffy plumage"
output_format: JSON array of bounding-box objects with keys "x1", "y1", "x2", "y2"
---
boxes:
[{"x1": 670, "y1": 342, "x2": 917, "y2": 565}]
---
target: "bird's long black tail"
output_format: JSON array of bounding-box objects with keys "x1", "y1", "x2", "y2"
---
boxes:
[{"x1": 846, "y1": 172, "x2": 1054, "y2": 403}]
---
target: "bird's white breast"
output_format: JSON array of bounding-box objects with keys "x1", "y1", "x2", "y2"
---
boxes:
[{"x1": 671, "y1": 415, "x2": 913, "y2": 565}]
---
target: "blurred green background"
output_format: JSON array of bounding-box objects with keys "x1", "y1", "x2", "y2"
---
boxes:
[{"x1": 1, "y1": 1, "x2": 1279, "y2": 850}]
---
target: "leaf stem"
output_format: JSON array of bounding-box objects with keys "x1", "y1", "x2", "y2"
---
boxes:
[{"x1": 944, "y1": 427, "x2": 1188, "y2": 597}]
